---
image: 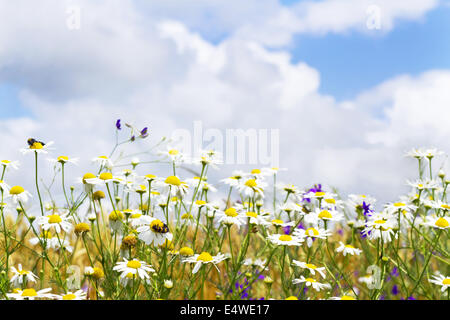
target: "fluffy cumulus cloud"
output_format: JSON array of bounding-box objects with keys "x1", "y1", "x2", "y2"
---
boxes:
[{"x1": 0, "y1": 0, "x2": 448, "y2": 207}]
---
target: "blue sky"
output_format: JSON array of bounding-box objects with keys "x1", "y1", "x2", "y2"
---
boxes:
[{"x1": 289, "y1": 5, "x2": 450, "y2": 100}]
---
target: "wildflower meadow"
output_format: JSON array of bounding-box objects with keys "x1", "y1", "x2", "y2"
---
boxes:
[{"x1": 0, "y1": 122, "x2": 448, "y2": 301}]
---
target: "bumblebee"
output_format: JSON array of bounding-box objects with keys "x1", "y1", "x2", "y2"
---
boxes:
[
  {"x1": 27, "y1": 138, "x2": 46, "y2": 147},
  {"x1": 151, "y1": 222, "x2": 169, "y2": 234}
]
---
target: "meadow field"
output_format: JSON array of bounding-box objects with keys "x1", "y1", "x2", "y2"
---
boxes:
[{"x1": 0, "y1": 121, "x2": 448, "y2": 300}]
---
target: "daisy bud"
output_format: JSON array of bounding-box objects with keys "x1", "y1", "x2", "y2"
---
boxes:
[
  {"x1": 264, "y1": 276, "x2": 273, "y2": 285},
  {"x1": 179, "y1": 247, "x2": 194, "y2": 257},
  {"x1": 121, "y1": 234, "x2": 138, "y2": 248},
  {"x1": 164, "y1": 280, "x2": 173, "y2": 289},
  {"x1": 93, "y1": 190, "x2": 105, "y2": 201},
  {"x1": 70, "y1": 186, "x2": 75, "y2": 191},
  {"x1": 28, "y1": 215, "x2": 36, "y2": 223},
  {"x1": 87, "y1": 214, "x2": 96, "y2": 222},
  {"x1": 438, "y1": 170, "x2": 445, "y2": 178},
  {"x1": 74, "y1": 223, "x2": 90, "y2": 235},
  {"x1": 44, "y1": 202, "x2": 53, "y2": 211},
  {"x1": 131, "y1": 157, "x2": 140, "y2": 167},
  {"x1": 382, "y1": 256, "x2": 389, "y2": 262}
]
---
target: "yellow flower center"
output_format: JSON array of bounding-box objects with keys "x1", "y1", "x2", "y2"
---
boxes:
[
  {"x1": 126, "y1": 260, "x2": 142, "y2": 269},
  {"x1": 197, "y1": 252, "x2": 213, "y2": 262},
  {"x1": 62, "y1": 294, "x2": 77, "y2": 300},
  {"x1": 345, "y1": 244, "x2": 355, "y2": 249},
  {"x1": 165, "y1": 176, "x2": 181, "y2": 186},
  {"x1": 318, "y1": 210, "x2": 332, "y2": 219},
  {"x1": 57, "y1": 156, "x2": 69, "y2": 162},
  {"x1": 251, "y1": 169, "x2": 261, "y2": 174},
  {"x1": 181, "y1": 213, "x2": 193, "y2": 220},
  {"x1": 285, "y1": 296, "x2": 298, "y2": 300},
  {"x1": 325, "y1": 198, "x2": 336, "y2": 204},
  {"x1": 10, "y1": 186, "x2": 25, "y2": 195},
  {"x1": 341, "y1": 295, "x2": 356, "y2": 300},
  {"x1": 315, "y1": 192, "x2": 325, "y2": 197},
  {"x1": 150, "y1": 219, "x2": 167, "y2": 233},
  {"x1": 244, "y1": 179, "x2": 257, "y2": 188},
  {"x1": 305, "y1": 278, "x2": 316, "y2": 283},
  {"x1": 374, "y1": 219, "x2": 386, "y2": 225},
  {"x1": 441, "y1": 204, "x2": 450, "y2": 210},
  {"x1": 21, "y1": 288, "x2": 38, "y2": 297},
  {"x1": 180, "y1": 247, "x2": 194, "y2": 256},
  {"x1": 145, "y1": 174, "x2": 156, "y2": 180},
  {"x1": 82, "y1": 173, "x2": 96, "y2": 183},
  {"x1": 75, "y1": 223, "x2": 90, "y2": 234},
  {"x1": 246, "y1": 211, "x2": 258, "y2": 218},
  {"x1": 131, "y1": 213, "x2": 142, "y2": 219},
  {"x1": 442, "y1": 278, "x2": 450, "y2": 285},
  {"x1": 305, "y1": 263, "x2": 317, "y2": 269},
  {"x1": 272, "y1": 219, "x2": 284, "y2": 225},
  {"x1": 30, "y1": 142, "x2": 43, "y2": 150},
  {"x1": 168, "y1": 149, "x2": 179, "y2": 155},
  {"x1": 109, "y1": 210, "x2": 124, "y2": 221},
  {"x1": 279, "y1": 235, "x2": 292, "y2": 242},
  {"x1": 1, "y1": 160, "x2": 11, "y2": 164},
  {"x1": 99, "y1": 172, "x2": 113, "y2": 180},
  {"x1": 48, "y1": 214, "x2": 62, "y2": 224},
  {"x1": 305, "y1": 228, "x2": 319, "y2": 236},
  {"x1": 435, "y1": 217, "x2": 449, "y2": 228},
  {"x1": 195, "y1": 200, "x2": 206, "y2": 206},
  {"x1": 393, "y1": 202, "x2": 405, "y2": 207},
  {"x1": 91, "y1": 267, "x2": 104, "y2": 279},
  {"x1": 225, "y1": 208, "x2": 238, "y2": 217}
]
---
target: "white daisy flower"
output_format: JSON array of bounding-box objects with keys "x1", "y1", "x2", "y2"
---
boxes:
[
  {"x1": 237, "y1": 178, "x2": 267, "y2": 198},
  {"x1": 92, "y1": 155, "x2": 114, "y2": 168},
  {"x1": 221, "y1": 171, "x2": 245, "y2": 187},
  {"x1": 136, "y1": 216, "x2": 173, "y2": 246},
  {"x1": 1, "y1": 159, "x2": 20, "y2": 170},
  {"x1": 404, "y1": 148, "x2": 427, "y2": 159},
  {"x1": 0, "y1": 180, "x2": 10, "y2": 192},
  {"x1": 113, "y1": 258, "x2": 155, "y2": 280},
  {"x1": 21, "y1": 140, "x2": 54, "y2": 155},
  {"x1": 160, "y1": 175, "x2": 189, "y2": 198},
  {"x1": 182, "y1": 251, "x2": 227, "y2": 274},
  {"x1": 244, "y1": 211, "x2": 271, "y2": 227},
  {"x1": 424, "y1": 215, "x2": 449, "y2": 230},
  {"x1": 192, "y1": 149, "x2": 223, "y2": 169},
  {"x1": 48, "y1": 156, "x2": 79, "y2": 165},
  {"x1": 292, "y1": 260, "x2": 327, "y2": 278},
  {"x1": 429, "y1": 273, "x2": 450, "y2": 292},
  {"x1": 270, "y1": 218, "x2": 295, "y2": 228},
  {"x1": 267, "y1": 233, "x2": 303, "y2": 246},
  {"x1": 37, "y1": 213, "x2": 73, "y2": 233},
  {"x1": 294, "y1": 227, "x2": 332, "y2": 247},
  {"x1": 336, "y1": 242, "x2": 362, "y2": 256},
  {"x1": 7, "y1": 287, "x2": 54, "y2": 300},
  {"x1": 243, "y1": 258, "x2": 268, "y2": 271},
  {"x1": 8, "y1": 185, "x2": 32, "y2": 204},
  {"x1": 292, "y1": 276, "x2": 331, "y2": 292},
  {"x1": 216, "y1": 207, "x2": 246, "y2": 227},
  {"x1": 158, "y1": 146, "x2": 185, "y2": 163},
  {"x1": 10, "y1": 264, "x2": 38, "y2": 286},
  {"x1": 55, "y1": 290, "x2": 87, "y2": 300},
  {"x1": 362, "y1": 212, "x2": 397, "y2": 243}
]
